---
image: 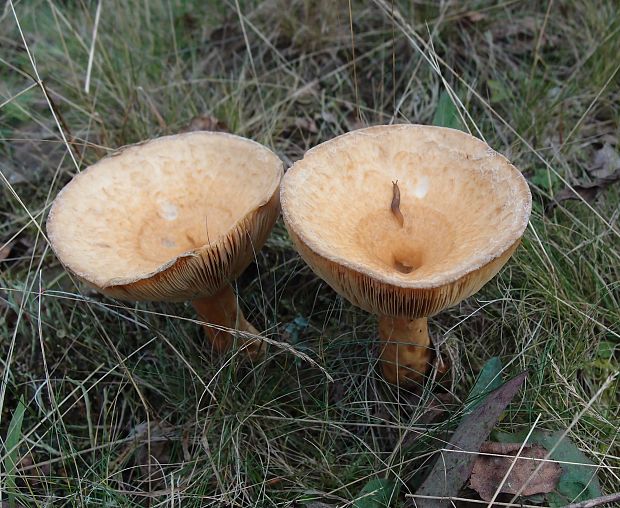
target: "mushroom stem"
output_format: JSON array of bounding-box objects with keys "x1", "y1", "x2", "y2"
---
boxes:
[
  {"x1": 191, "y1": 285, "x2": 264, "y2": 359},
  {"x1": 378, "y1": 316, "x2": 432, "y2": 385}
]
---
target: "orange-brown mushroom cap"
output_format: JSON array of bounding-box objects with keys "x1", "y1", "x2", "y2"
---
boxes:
[
  {"x1": 281, "y1": 125, "x2": 531, "y2": 318},
  {"x1": 47, "y1": 131, "x2": 283, "y2": 301}
]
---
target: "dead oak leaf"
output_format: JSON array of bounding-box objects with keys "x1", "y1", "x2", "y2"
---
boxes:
[
  {"x1": 470, "y1": 441, "x2": 562, "y2": 501},
  {"x1": 131, "y1": 421, "x2": 174, "y2": 479},
  {"x1": 545, "y1": 168, "x2": 620, "y2": 214},
  {"x1": 109, "y1": 420, "x2": 176, "y2": 489}
]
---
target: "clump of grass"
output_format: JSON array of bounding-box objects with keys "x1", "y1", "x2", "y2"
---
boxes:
[{"x1": 0, "y1": 0, "x2": 618, "y2": 506}]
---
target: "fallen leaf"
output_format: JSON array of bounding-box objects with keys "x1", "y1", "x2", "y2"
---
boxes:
[
  {"x1": 181, "y1": 115, "x2": 229, "y2": 133},
  {"x1": 495, "y1": 430, "x2": 602, "y2": 507},
  {"x1": 110, "y1": 420, "x2": 175, "y2": 489},
  {"x1": 414, "y1": 371, "x2": 527, "y2": 508},
  {"x1": 545, "y1": 168, "x2": 620, "y2": 214},
  {"x1": 132, "y1": 421, "x2": 174, "y2": 479},
  {"x1": 470, "y1": 442, "x2": 562, "y2": 501},
  {"x1": 0, "y1": 241, "x2": 13, "y2": 262},
  {"x1": 590, "y1": 144, "x2": 620, "y2": 179}
]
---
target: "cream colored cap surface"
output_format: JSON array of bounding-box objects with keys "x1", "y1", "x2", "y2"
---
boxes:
[
  {"x1": 281, "y1": 124, "x2": 531, "y2": 318},
  {"x1": 47, "y1": 131, "x2": 283, "y2": 301}
]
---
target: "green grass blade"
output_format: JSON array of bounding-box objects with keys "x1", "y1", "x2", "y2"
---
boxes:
[{"x1": 4, "y1": 396, "x2": 26, "y2": 508}]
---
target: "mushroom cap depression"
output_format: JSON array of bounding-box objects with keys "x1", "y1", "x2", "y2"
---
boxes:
[
  {"x1": 47, "y1": 131, "x2": 283, "y2": 301},
  {"x1": 281, "y1": 125, "x2": 531, "y2": 318}
]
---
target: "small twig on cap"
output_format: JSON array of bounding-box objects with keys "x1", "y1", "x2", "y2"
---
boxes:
[{"x1": 391, "y1": 180, "x2": 404, "y2": 227}]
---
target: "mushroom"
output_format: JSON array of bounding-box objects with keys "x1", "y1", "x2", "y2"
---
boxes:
[
  {"x1": 47, "y1": 131, "x2": 283, "y2": 357},
  {"x1": 280, "y1": 125, "x2": 531, "y2": 385}
]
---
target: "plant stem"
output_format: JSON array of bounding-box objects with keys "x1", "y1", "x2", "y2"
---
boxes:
[
  {"x1": 378, "y1": 315, "x2": 432, "y2": 385},
  {"x1": 192, "y1": 285, "x2": 263, "y2": 359}
]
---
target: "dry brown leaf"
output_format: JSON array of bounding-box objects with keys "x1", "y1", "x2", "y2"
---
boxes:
[
  {"x1": 132, "y1": 421, "x2": 174, "y2": 479},
  {"x1": 415, "y1": 372, "x2": 528, "y2": 508},
  {"x1": 545, "y1": 168, "x2": 620, "y2": 214},
  {"x1": 181, "y1": 115, "x2": 229, "y2": 133},
  {"x1": 109, "y1": 420, "x2": 175, "y2": 490},
  {"x1": 590, "y1": 143, "x2": 620, "y2": 179},
  {"x1": 0, "y1": 241, "x2": 13, "y2": 262},
  {"x1": 470, "y1": 441, "x2": 562, "y2": 501}
]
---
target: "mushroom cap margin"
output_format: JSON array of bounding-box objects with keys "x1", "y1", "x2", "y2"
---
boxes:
[
  {"x1": 46, "y1": 131, "x2": 283, "y2": 302},
  {"x1": 280, "y1": 124, "x2": 531, "y2": 317}
]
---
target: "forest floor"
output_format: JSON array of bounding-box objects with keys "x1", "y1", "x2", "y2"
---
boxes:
[{"x1": 0, "y1": 1, "x2": 618, "y2": 506}]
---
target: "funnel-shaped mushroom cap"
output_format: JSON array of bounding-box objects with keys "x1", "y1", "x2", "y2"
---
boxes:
[
  {"x1": 47, "y1": 132, "x2": 283, "y2": 301},
  {"x1": 281, "y1": 125, "x2": 531, "y2": 318}
]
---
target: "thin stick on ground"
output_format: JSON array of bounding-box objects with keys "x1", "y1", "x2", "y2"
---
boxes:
[{"x1": 559, "y1": 492, "x2": 620, "y2": 508}]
